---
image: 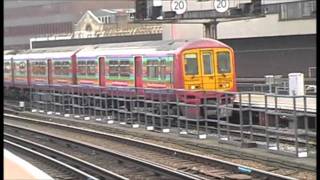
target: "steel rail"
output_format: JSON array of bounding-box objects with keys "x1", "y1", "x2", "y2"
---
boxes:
[
  {"x1": 4, "y1": 139, "x2": 101, "y2": 180},
  {"x1": 4, "y1": 113, "x2": 298, "y2": 180},
  {"x1": 4, "y1": 123, "x2": 203, "y2": 180}
]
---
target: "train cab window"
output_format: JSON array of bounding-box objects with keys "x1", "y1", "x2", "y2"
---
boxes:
[
  {"x1": 202, "y1": 52, "x2": 213, "y2": 75},
  {"x1": 184, "y1": 54, "x2": 198, "y2": 75},
  {"x1": 217, "y1": 52, "x2": 231, "y2": 73},
  {"x1": 87, "y1": 60, "x2": 98, "y2": 76}
]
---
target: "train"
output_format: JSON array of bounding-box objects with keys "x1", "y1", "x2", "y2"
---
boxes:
[{"x1": 4, "y1": 39, "x2": 237, "y2": 118}]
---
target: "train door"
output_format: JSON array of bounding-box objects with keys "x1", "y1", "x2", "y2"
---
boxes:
[
  {"x1": 134, "y1": 56, "x2": 143, "y2": 88},
  {"x1": 47, "y1": 59, "x2": 53, "y2": 84},
  {"x1": 11, "y1": 58, "x2": 15, "y2": 85},
  {"x1": 99, "y1": 57, "x2": 105, "y2": 86},
  {"x1": 27, "y1": 60, "x2": 31, "y2": 86},
  {"x1": 199, "y1": 50, "x2": 215, "y2": 90},
  {"x1": 183, "y1": 50, "x2": 202, "y2": 90}
]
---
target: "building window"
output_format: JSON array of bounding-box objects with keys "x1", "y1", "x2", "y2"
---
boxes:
[
  {"x1": 85, "y1": 24, "x2": 92, "y2": 31},
  {"x1": 280, "y1": 0, "x2": 316, "y2": 20}
]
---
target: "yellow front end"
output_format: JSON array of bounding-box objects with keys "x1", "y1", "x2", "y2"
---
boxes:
[{"x1": 182, "y1": 48, "x2": 235, "y2": 91}]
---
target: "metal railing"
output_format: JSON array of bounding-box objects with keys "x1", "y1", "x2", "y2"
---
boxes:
[{"x1": 22, "y1": 84, "x2": 317, "y2": 158}]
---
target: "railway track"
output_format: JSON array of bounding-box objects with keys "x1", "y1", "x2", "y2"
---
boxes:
[
  {"x1": 4, "y1": 105, "x2": 315, "y2": 148},
  {"x1": 4, "y1": 139, "x2": 114, "y2": 180},
  {"x1": 5, "y1": 113, "x2": 297, "y2": 180},
  {"x1": 4, "y1": 125, "x2": 201, "y2": 180}
]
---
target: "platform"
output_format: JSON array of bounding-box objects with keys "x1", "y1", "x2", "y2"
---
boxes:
[
  {"x1": 235, "y1": 94, "x2": 316, "y2": 113},
  {"x1": 4, "y1": 149, "x2": 53, "y2": 180}
]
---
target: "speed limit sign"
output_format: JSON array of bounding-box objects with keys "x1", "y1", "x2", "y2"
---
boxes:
[
  {"x1": 214, "y1": 0, "x2": 229, "y2": 13},
  {"x1": 171, "y1": 0, "x2": 187, "y2": 15}
]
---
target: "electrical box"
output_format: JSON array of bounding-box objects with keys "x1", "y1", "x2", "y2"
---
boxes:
[{"x1": 288, "y1": 73, "x2": 304, "y2": 96}]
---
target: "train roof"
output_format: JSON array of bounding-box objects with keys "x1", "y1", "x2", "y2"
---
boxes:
[
  {"x1": 5, "y1": 38, "x2": 231, "y2": 60},
  {"x1": 77, "y1": 38, "x2": 230, "y2": 57},
  {"x1": 12, "y1": 45, "x2": 84, "y2": 60}
]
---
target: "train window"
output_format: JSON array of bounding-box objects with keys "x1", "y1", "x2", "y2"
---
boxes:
[
  {"x1": 54, "y1": 60, "x2": 70, "y2": 76},
  {"x1": 146, "y1": 60, "x2": 159, "y2": 79},
  {"x1": 16, "y1": 61, "x2": 27, "y2": 75},
  {"x1": 4, "y1": 61, "x2": 11, "y2": 74},
  {"x1": 109, "y1": 60, "x2": 120, "y2": 77},
  {"x1": 144, "y1": 57, "x2": 172, "y2": 81},
  {"x1": 184, "y1": 54, "x2": 198, "y2": 75},
  {"x1": 202, "y1": 53, "x2": 213, "y2": 75},
  {"x1": 160, "y1": 59, "x2": 166, "y2": 80},
  {"x1": 78, "y1": 60, "x2": 87, "y2": 76},
  {"x1": 32, "y1": 61, "x2": 47, "y2": 76},
  {"x1": 217, "y1": 52, "x2": 231, "y2": 73},
  {"x1": 119, "y1": 60, "x2": 130, "y2": 77},
  {"x1": 87, "y1": 60, "x2": 97, "y2": 76}
]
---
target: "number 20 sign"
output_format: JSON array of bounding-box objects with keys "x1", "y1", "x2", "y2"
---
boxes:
[
  {"x1": 214, "y1": 0, "x2": 229, "y2": 13},
  {"x1": 171, "y1": 0, "x2": 187, "y2": 15}
]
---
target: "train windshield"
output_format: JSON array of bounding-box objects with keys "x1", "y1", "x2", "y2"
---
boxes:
[
  {"x1": 217, "y1": 52, "x2": 231, "y2": 73},
  {"x1": 184, "y1": 54, "x2": 198, "y2": 75},
  {"x1": 202, "y1": 52, "x2": 213, "y2": 74}
]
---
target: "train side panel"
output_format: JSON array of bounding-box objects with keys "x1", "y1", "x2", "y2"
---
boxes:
[
  {"x1": 13, "y1": 59, "x2": 29, "y2": 86},
  {"x1": 142, "y1": 55, "x2": 174, "y2": 89},
  {"x1": 76, "y1": 57, "x2": 100, "y2": 86},
  {"x1": 52, "y1": 57, "x2": 73, "y2": 85},
  {"x1": 105, "y1": 56, "x2": 135, "y2": 87},
  {"x1": 30, "y1": 59, "x2": 49, "y2": 85},
  {"x1": 4, "y1": 59, "x2": 13, "y2": 85}
]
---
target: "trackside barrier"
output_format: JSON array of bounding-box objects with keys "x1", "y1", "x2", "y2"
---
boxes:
[{"x1": 22, "y1": 85, "x2": 317, "y2": 158}]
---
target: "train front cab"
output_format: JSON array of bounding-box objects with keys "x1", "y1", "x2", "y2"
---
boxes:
[{"x1": 180, "y1": 47, "x2": 236, "y2": 118}]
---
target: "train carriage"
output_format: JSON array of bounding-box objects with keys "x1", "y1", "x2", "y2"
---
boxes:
[
  {"x1": 4, "y1": 54, "x2": 14, "y2": 86},
  {"x1": 6, "y1": 39, "x2": 236, "y2": 118},
  {"x1": 12, "y1": 55, "x2": 30, "y2": 87},
  {"x1": 75, "y1": 39, "x2": 236, "y2": 92}
]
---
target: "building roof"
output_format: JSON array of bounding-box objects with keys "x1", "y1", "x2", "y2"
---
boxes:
[{"x1": 92, "y1": 9, "x2": 116, "y2": 17}]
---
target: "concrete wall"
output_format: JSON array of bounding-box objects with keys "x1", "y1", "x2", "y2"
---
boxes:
[
  {"x1": 162, "y1": 24, "x2": 204, "y2": 40},
  {"x1": 162, "y1": 0, "x2": 251, "y2": 12},
  {"x1": 162, "y1": 14, "x2": 315, "y2": 40},
  {"x1": 217, "y1": 14, "x2": 316, "y2": 39},
  {"x1": 221, "y1": 35, "x2": 316, "y2": 77}
]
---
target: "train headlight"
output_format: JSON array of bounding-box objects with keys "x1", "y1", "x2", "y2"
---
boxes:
[{"x1": 191, "y1": 85, "x2": 196, "y2": 90}]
